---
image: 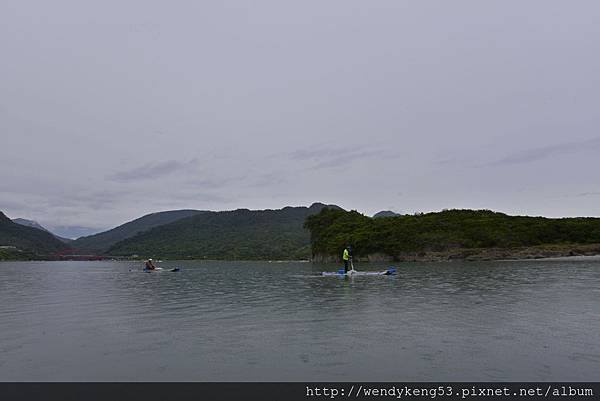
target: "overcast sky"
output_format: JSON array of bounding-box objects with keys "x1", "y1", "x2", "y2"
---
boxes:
[{"x1": 2, "y1": 1, "x2": 600, "y2": 237}]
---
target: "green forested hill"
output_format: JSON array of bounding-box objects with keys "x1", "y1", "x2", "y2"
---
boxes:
[
  {"x1": 0, "y1": 212, "x2": 68, "y2": 257},
  {"x1": 305, "y1": 208, "x2": 600, "y2": 260},
  {"x1": 71, "y1": 209, "x2": 206, "y2": 252},
  {"x1": 107, "y1": 203, "x2": 340, "y2": 259}
]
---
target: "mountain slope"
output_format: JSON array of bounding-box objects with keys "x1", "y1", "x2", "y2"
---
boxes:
[
  {"x1": 12, "y1": 218, "x2": 47, "y2": 231},
  {"x1": 0, "y1": 212, "x2": 68, "y2": 256},
  {"x1": 71, "y1": 209, "x2": 206, "y2": 252},
  {"x1": 13, "y1": 218, "x2": 73, "y2": 243},
  {"x1": 107, "y1": 203, "x2": 341, "y2": 259}
]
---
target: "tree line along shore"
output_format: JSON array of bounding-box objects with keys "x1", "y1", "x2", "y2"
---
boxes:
[{"x1": 304, "y1": 208, "x2": 600, "y2": 262}]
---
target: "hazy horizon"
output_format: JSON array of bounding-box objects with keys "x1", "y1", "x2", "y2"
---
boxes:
[{"x1": 2, "y1": 1, "x2": 600, "y2": 235}]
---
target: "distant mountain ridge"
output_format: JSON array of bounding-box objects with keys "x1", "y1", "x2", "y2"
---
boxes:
[
  {"x1": 12, "y1": 218, "x2": 73, "y2": 243},
  {"x1": 12, "y1": 218, "x2": 47, "y2": 231},
  {"x1": 373, "y1": 210, "x2": 401, "y2": 218},
  {"x1": 107, "y1": 203, "x2": 341, "y2": 260},
  {"x1": 71, "y1": 209, "x2": 207, "y2": 252},
  {"x1": 0, "y1": 212, "x2": 68, "y2": 257},
  {"x1": 48, "y1": 225, "x2": 102, "y2": 240}
]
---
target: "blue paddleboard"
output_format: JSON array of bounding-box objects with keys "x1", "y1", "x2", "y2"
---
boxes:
[{"x1": 322, "y1": 267, "x2": 396, "y2": 276}]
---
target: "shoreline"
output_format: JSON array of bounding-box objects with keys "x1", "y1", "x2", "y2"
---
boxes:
[
  {"x1": 4, "y1": 253, "x2": 600, "y2": 264},
  {"x1": 312, "y1": 243, "x2": 600, "y2": 263},
  {"x1": 4, "y1": 244, "x2": 600, "y2": 263}
]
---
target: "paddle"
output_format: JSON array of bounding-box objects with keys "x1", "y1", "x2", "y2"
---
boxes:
[{"x1": 349, "y1": 257, "x2": 357, "y2": 274}]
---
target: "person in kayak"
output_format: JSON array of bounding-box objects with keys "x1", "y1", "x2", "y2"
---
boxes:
[
  {"x1": 342, "y1": 245, "x2": 352, "y2": 273},
  {"x1": 145, "y1": 258, "x2": 157, "y2": 271}
]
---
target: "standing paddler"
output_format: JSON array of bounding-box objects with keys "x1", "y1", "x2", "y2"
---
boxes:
[{"x1": 342, "y1": 245, "x2": 352, "y2": 273}]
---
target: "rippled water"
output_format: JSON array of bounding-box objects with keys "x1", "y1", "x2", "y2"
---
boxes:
[{"x1": 1, "y1": 258, "x2": 599, "y2": 381}]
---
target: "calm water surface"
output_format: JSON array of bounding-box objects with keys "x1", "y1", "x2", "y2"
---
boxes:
[{"x1": 1, "y1": 259, "x2": 599, "y2": 381}]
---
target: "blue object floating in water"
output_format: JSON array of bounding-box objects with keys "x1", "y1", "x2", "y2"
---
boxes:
[{"x1": 321, "y1": 266, "x2": 397, "y2": 276}]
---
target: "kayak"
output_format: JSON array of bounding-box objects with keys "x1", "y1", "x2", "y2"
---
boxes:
[
  {"x1": 322, "y1": 267, "x2": 396, "y2": 276},
  {"x1": 143, "y1": 267, "x2": 180, "y2": 272}
]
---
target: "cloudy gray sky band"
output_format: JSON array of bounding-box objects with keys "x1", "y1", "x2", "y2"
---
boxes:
[{"x1": 1, "y1": 0, "x2": 600, "y2": 237}]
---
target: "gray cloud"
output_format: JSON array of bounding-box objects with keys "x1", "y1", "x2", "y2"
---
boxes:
[
  {"x1": 289, "y1": 144, "x2": 360, "y2": 161},
  {"x1": 311, "y1": 149, "x2": 384, "y2": 170},
  {"x1": 246, "y1": 171, "x2": 287, "y2": 188},
  {"x1": 184, "y1": 175, "x2": 248, "y2": 190},
  {"x1": 0, "y1": 198, "x2": 27, "y2": 214},
  {"x1": 58, "y1": 190, "x2": 119, "y2": 210},
  {"x1": 108, "y1": 159, "x2": 198, "y2": 183},
  {"x1": 488, "y1": 137, "x2": 600, "y2": 167},
  {"x1": 287, "y1": 143, "x2": 397, "y2": 171},
  {"x1": 2, "y1": 1, "x2": 600, "y2": 225},
  {"x1": 166, "y1": 190, "x2": 229, "y2": 203}
]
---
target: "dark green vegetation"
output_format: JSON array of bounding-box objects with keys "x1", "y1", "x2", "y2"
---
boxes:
[
  {"x1": 12, "y1": 218, "x2": 72, "y2": 243},
  {"x1": 0, "y1": 247, "x2": 37, "y2": 261},
  {"x1": 305, "y1": 208, "x2": 600, "y2": 260},
  {"x1": 6, "y1": 205, "x2": 600, "y2": 262},
  {"x1": 72, "y1": 209, "x2": 205, "y2": 252},
  {"x1": 0, "y1": 212, "x2": 68, "y2": 258},
  {"x1": 108, "y1": 203, "x2": 339, "y2": 259}
]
